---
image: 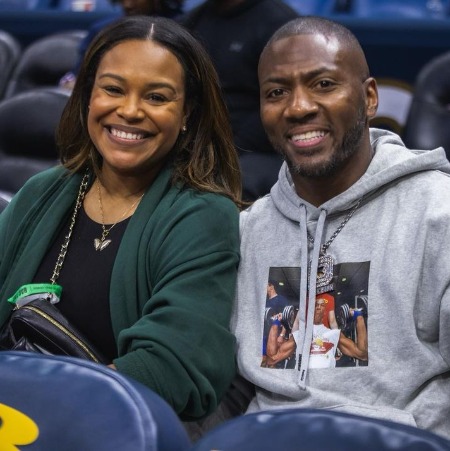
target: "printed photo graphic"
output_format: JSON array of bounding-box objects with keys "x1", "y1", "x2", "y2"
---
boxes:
[{"x1": 261, "y1": 262, "x2": 370, "y2": 370}]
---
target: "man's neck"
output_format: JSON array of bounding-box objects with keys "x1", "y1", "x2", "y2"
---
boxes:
[{"x1": 292, "y1": 144, "x2": 374, "y2": 206}]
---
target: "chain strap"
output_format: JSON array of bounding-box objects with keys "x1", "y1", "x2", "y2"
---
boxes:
[
  {"x1": 307, "y1": 197, "x2": 363, "y2": 254},
  {"x1": 50, "y1": 172, "x2": 90, "y2": 284}
]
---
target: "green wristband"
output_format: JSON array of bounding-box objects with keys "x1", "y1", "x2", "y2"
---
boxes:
[{"x1": 7, "y1": 283, "x2": 62, "y2": 305}]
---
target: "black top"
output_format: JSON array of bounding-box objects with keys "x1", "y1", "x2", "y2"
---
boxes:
[
  {"x1": 33, "y1": 207, "x2": 130, "y2": 362},
  {"x1": 180, "y1": 0, "x2": 299, "y2": 154}
]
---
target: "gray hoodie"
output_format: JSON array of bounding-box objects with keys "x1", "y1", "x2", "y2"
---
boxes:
[{"x1": 232, "y1": 129, "x2": 450, "y2": 439}]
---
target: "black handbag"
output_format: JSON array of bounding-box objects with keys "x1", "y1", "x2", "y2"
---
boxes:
[
  {"x1": 0, "y1": 298, "x2": 109, "y2": 364},
  {"x1": 0, "y1": 173, "x2": 110, "y2": 365}
]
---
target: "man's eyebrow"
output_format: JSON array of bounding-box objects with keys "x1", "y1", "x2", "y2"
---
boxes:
[{"x1": 262, "y1": 66, "x2": 336, "y2": 84}]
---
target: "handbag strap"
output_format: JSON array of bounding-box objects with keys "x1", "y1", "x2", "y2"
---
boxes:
[{"x1": 50, "y1": 172, "x2": 89, "y2": 284}]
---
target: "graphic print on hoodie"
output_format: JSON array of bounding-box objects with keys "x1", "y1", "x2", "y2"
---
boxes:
[{"x1": 262, "y1": 262, "x2": 369, "y2": 370}]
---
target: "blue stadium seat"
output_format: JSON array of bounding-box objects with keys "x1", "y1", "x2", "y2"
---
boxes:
[
  {"x1": 56, "y1": 0, "x2": 121, "y2": 12},
  {"x1": 191, "y1": 408, "x2": 450, "y2": 451},
  {"x1": 282, "y1": 0, "x2": 344, "y2": 15},
  {"x1": 0, "y1": 196, "x2": 8, "y2": 212},
  {"x1": 4, "y1": 30, "x2": 86, "y2": 99},
  {"x1": 0, "y1": 351, "x2": 192, "y2": 450},
  {"x1": 183, "y1": 0, "x2": 203, "y2": 11},
  {"x1": 350, "y1": 0, "x2": 449, "y2": 19},
  {"x1": 402, "y1": 50, "x2": 450, "y2": 158},
  {"x1": 0, "y1": 30, "x2": 21, "y2": 100},
  {"x1": 0, "y1": 0, "x2": 35, "y2": 10}
]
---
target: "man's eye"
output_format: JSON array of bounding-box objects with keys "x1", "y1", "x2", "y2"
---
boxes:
[
  {"x1": 268, "y1": 88, "x2": 285, "y2": 98},
  {"x1": 318, "y1": 80, "x2": 333, "y2": 89}
]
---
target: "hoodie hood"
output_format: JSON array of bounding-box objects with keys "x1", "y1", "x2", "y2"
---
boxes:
[
  {"x1": 272, "y1": 128, "x2": 450, "y2": 220},
  {"x1": 269, "y1": 128, "x2": 450, "y2": 388}
]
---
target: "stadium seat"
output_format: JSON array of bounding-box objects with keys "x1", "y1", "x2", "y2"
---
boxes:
[
  {"x1": 0, "y1": 87, "x2": 69, "y2": 160},
  {"x1": 349, "y1": 0, "x2": 447, "y2": 19},
  {"x1": 56, "y1": 0, "x2": 121, "y2": 11},
  {"x1": 0, "y1": 87, "x2": 69, "y2": 198},
  {"x1": 0, "y1": 196, "x2": 8, "y2": 213},
  {"x1": 402, "y1": 50, "x2": 450, "y2": 158},
  {"x1": 0, "y1": 30, "x2": 21, "y2": 99},
  {"x1": 0, "y1": 157, "x2": 56, "y2": 201},
  {"x1": 191, "y1": 408, "x2": 450, "y2": 451},
  {"x1": 0, "y1": 0, "x2": 36, "y2": 10},
  {"x1": 282, "y1": 0, "x2": 348, "y2": 15},
  {"x1": 3, "y1": 30, "x2": 86, "y2": 99},
  {"x1": 0, "y1": 351, "x2": 192, "y2": 450}
]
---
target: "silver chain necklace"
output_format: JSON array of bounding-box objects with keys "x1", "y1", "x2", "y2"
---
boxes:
[{"x1": 307, "y1": 197, "x2": 363, "y2": 294}]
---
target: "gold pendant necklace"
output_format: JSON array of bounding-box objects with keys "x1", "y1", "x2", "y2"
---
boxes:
[{"x1": 94, "y1": 179, "x2": 144, "y2": 251}]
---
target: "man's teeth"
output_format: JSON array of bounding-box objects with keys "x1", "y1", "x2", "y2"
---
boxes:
[
  {"x1": 292, "y1": 130, "x2": 325, "y2": 141},
  {"x1": 111, "y1": 128, "x2": 144, "y2": 140}
]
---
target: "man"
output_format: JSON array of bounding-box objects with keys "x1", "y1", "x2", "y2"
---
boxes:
[
  {"x1": 232, "y1": 16, "x2": 450, "y2": 439},
  {"x1": 266, "y1": 279, "x2": 290, "y2": 313},
  {"x1": 316, "y1": 292, "x2": 337, "y2": 329},
  {"x1": 265, "y1": 296, "x2": 367, "y2": 368},
  {"x1": 262, "y1": 279, "x2": 292, "y2": 368},
  {"x1": 180, "y1": 0, "x2": 299, "y2": 201}
]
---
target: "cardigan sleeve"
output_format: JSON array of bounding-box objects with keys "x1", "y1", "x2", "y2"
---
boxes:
[{"x1": 112, "y1": 190, "x2": 240, "y2": 420}]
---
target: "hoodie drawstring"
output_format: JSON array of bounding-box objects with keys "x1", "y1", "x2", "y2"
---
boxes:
[{"x1": 297, "y1": 206, "x2": 327, "y2": 389}]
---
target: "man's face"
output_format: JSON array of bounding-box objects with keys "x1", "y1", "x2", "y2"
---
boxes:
[
  {"x1": 314, "y1": 299, "x2": 326, "y2": 325},
  {"x1": 258, "y1": 33, "x2": 377, "y2": 179}
]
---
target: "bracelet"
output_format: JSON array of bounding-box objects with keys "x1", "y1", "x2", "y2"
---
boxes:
[{"x1": 353, "y1": 310, "x2": 363, "y2": 319}]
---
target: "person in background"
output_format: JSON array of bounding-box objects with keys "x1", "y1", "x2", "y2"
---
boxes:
[
  {"x1": 232, "y1": 16, "x2": 450, "y2": 440},
  {"x1": 59, "y1": 0, "x2": 184, "y2": 89},
  {"x1": 0, "y1": 15, "x2": 242, "y2": 422},
  {"x1": 180, "y1": 0, "x2": 299, "y2": 201}
]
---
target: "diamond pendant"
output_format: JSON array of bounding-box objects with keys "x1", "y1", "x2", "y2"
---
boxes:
[
  {"x1": 308, "y1": 252, "x2": 335, "y2": 294},
  {"x1": 94, "y1": 238, "x2": 111, "y2": 251},
  {"x1": 316, "y1": 253, "x2": 334, "y2": 294}
]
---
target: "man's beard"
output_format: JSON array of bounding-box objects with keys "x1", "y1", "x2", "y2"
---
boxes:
[{"x1": 271, "y1": 108, "x2": 367, "y2": 178}]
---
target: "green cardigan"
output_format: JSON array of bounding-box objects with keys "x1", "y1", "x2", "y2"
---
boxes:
[{"x1": 0, "y1": 165, "x2": 240, "y2": 420}]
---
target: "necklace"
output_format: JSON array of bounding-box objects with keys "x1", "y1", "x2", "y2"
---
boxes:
[
  {"x1": 94, "y1": 179, "x2": 144, "y2": 251},
  {"x1": 307, "y1": 198, "x2": 362, "y2": 294}
]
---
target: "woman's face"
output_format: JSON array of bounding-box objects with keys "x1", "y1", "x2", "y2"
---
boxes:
[{"x1": 87, "y1": 39, "x2": 186, "y2": 180}]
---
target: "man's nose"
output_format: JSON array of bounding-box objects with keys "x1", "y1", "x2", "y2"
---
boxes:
[{"x1": 284, "y1": 87, "x2": 319, "y2": 118}]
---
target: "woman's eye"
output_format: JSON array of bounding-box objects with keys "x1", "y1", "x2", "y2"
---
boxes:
[
  {"x1": 104, "y1": 85, "x2": 122, "y2": 95},
  {"x1": 147, "y1": 93, "x2": 167, "y2": 103}
]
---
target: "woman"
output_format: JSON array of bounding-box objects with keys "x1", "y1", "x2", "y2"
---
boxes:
[{"x1": 0, "y1": 16, "x2": 241, "y2": 420}]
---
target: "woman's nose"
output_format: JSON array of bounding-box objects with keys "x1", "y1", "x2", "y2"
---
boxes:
[{"x1": 117, "y1": 95, "x2": 145, "y2": 121}]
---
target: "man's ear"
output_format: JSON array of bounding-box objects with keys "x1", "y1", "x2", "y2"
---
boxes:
[{"x1": 365, "y1": 77, "x2": 378, "y2": 119}]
